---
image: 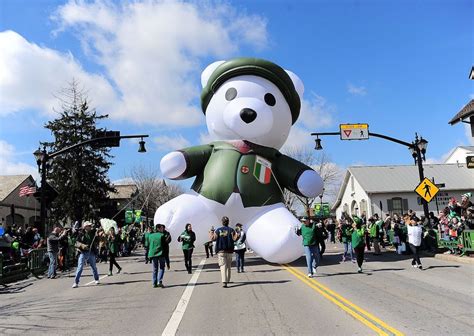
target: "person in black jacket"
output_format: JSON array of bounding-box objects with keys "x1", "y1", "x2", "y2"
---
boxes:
[
  {"x1": 314, "y1": 221, "x2": 328, "y2": 259},
  {"x1": 46, "y1": 226, "x2": 68, "y2": 279}
]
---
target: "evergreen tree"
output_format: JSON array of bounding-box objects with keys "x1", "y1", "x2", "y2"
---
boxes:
[{"x1": 42, "y1": 80, "x2": 115, "y2": 225}]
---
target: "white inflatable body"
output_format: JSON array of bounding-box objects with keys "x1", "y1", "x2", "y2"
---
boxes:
[{"x1": 155, "y1": 58, "x2": 324, "y2": 264}]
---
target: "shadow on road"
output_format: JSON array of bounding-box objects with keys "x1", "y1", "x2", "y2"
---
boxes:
[
  {"x1": 229, "y1": 280, "x2": 290, "y2": 288},
  {"x1": 0, "y1": 282, "x2": 32, "y2": 295},
  {"x1": 423, "y1": 265, "x2": 460, "y2": 270}
]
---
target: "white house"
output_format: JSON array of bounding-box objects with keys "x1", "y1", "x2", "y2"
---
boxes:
[
  {"x1": 444, "y1": 146, "x2": 474, "y2": 164},
  {"x1": 332, "y1": 163, "x2": 474, "y2": 219}
]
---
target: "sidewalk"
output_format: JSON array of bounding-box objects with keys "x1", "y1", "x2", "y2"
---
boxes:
[{"x1": 434, "y1": 252, "x2": 474, "y2": 264}]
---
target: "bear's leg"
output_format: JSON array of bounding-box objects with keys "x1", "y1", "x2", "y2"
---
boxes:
[
  {"x1": 154, "y1": 193, "x2": 219, "y2": 247},
  {"x1": 245, "y1": 205, "x2": 303, "y2": 264}
]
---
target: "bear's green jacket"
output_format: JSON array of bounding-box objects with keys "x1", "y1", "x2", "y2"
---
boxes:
[{"x1": 175, "y1": 141, "x2": 313, "y2": 208}]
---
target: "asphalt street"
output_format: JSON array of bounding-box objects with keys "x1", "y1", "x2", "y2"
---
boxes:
[{"x1": 1, "y1": 245, "x2": 473, "y2": 336}]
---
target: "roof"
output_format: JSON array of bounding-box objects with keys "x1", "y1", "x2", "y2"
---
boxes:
[
  {"x1": 0, "y1": 175, "x2": 32, "y2": 201},
  {"x1": 449, "y1": 99, "x2": 474, "y2": 125},
  {"x1": 350, "y1": 163, "x2": 474, "y2": 193},
  {"x1": 332, "y1": 163, "x2": 474, "y2": 211},
  {"x1": 109, "y1": 184, "x2": 137, "y2": 200}
]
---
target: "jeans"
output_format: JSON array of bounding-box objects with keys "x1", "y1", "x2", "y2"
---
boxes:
[
  {"x1": 304, "y1": 245, "x2": 320, "y2": 275},
  {"x1": 409, "y1": 243, "x2": 422, "y2": 266},
  {"x1": 74, "y1": 251, "x2": 99, "y2": 284},
  {"x1": 343, "y1": 242, "x2": 353, "y2": 260},
  {"x1": 235, "y1": 249, "x2": 245, "y2": 271},
  {"x1": 183, "y1": 249, "x2": 193, "y2": 273},
  {"x1": 205, "y1": 243, "x2": 214, "y2": 258},
  {"x1": 48, "y1": 252, "x2": 57, "y2": 277},
  {"x1": 151, "y1": 256, "x2": 165, "y2": 285}
]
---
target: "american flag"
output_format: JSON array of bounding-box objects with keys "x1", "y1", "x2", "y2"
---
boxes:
[{"x1": 19, "y1": 185, "x2": 36, "y2": 197}]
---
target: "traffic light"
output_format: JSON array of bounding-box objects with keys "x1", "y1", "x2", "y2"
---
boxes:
[{"x1": 93, "y1": 130, "x2": 121, "y2": 147}]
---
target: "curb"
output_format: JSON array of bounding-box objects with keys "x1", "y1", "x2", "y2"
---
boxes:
[{"x1": 434, "y1": 253, "x2": 474, "y2": 264}]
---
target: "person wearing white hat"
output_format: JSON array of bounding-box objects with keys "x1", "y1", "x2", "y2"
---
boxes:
[{"x1": 72, "y1": 221, "x2": 101, "y2": 288}]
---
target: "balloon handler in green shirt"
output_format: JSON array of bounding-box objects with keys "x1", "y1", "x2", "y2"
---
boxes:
[
  {"x1": 148, "y1": 224, "x2": 167, "y2": 288},
  {"x1": 155, "y1": 58, "x2": 324, "y2": 263}
]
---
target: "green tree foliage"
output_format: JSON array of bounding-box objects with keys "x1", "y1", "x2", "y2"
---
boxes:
[{"x1": 42, "y1": 80, "x2": 115, "y2": 225}]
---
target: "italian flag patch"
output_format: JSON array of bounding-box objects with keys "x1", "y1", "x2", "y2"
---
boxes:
[{"x1": 253, "y1": 156, "x2": 272, "y2": 184}]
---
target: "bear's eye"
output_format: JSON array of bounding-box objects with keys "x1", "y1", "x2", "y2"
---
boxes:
[
  {"x1": 225, "y1": 88, "x2": 237, "y2": 101},
  {"x1": 264, "y1": 93, "x2": 276, "y2": 106}
]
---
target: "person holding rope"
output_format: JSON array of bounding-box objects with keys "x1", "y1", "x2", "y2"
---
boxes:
[{"x1": 72, "y1": 221, "x2": 101, "y2": 288}]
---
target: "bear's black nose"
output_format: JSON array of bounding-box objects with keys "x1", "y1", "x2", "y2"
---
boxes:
[{"x1": 240, "y1": 108, "x2": 257, "y2": 123}]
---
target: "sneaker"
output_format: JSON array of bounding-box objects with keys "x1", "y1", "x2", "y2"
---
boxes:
[
  {"x1": 72, "y1": 283, "x2": 78, "y2": 288},
  {"x1": 108, "y1": 271, "x2": 113, "y2": 276},
  {"x1": 237, "y1": 269, "x2": 241, "y2": 273},
  {"x1": 313, "y1": 267, "x2": 317, "y2": 274},
  {"x1": 412, "y1": 264, "x2": 417, "y2": 268},
  {"x1": 117, "y1": 268, "x2": 121, "y2": 274},
  {"x1": 94, "y1": 280, "x2": 100, "y2": 285},
  {"x1": 357, "y1": 267, "x2": 363, "y2": 273},
  {"x1": 223, "y1": 282, "x2": 228, "y2": 288},
  {"x1": 418, "y1": 265, "x2": 423, "y2": 270},
  {"x1": 351, "y1": 259, "x2": 356, "y2": 263},
  {"x1": 153, "y1": 284, "x2": 158, "y2": 288},
  {"x1": 158, "y1": 282, "x2": 164, "y2": 288},
  {"x1": 342, "y1": 256, "x2": 346, "y2": 262},
  {"x1": 241, "y1": 269, "x2": 244, "y2": 273},
  {"x1": 307, "y1": 273, "x2": 313, "y2": 278}
]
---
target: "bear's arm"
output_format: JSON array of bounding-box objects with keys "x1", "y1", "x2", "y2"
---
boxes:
[
  {"x1": 160, "y1": 144, "x2": 213, "y2": 180},
  {"x1": 273, "y1": 154, "x2": 324, "y2": 198}
]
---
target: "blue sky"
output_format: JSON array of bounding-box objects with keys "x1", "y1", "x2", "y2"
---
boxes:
[{"x1": 0, "y1": 0, "x2": 473, "y2": 197}]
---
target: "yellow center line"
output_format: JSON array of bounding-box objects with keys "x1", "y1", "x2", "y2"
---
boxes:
[{"x1": 283, "y1": 264, "x2": 404, "y2": 336}]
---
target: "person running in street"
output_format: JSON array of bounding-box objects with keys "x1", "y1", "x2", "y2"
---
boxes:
[
  {"x1": 352, "y1": 217, "x2": 366, "y2": 273},
  {"x1": 407, "y1": 218, "x2": 423, "y2": 269},
  {"x1": 47, "y1": 226, "x2": 68, "y2": 279},
  {"x1": 107, "y1": 227, "x2": 122, "y2": 276},
  {"x1": 296, "y1": 218, "x2": 320, "y2": 278},
  {"x1": 234, "y1": 223, "x2": 246, "y2": 273},
  {"x1": 162, "y1": 224, "x2": 172, "y2": 270},
  {"x1": 149, "y1": 224, "x2": 167, "y2": 288},
  {"x1": 212, "y1": 216, "x2": 237, "y2": 288},
  {"x1": 72, "y1": 221, "x2": 101, "y2": 288},
  {"x1": 178, "y1": 223, "x2": 196, "y2": 274}
]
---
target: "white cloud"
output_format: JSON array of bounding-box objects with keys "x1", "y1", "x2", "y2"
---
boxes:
[
  {"x1": 0, "y1": 140, "x2": 38, "y2": 178},
  {"x1": 199, "y1": 132, "x2": 216, "y2": 145},
  {"x1": 347, "y1": 83, "x2": 367, "y2": 96},
  {"x1": 154, "y1": 135, "x2": 190, "y2": 151},
  {"x1": 52, "y1": 0, "x2": 268, "y2": 126},
  {"x1": 299, "y1": 93, "x2": 334, "y2": 129},
  {"x1": 0, "y1": 30, "x2": 117, "y2": 117}
]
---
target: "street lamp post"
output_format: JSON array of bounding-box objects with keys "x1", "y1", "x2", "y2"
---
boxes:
[
  {"x1": 311, "y1": 131, "x2": 430, "y2": 224},
  {"x1": 33, "y1": 133, "x2": 149, "y2": 234}
]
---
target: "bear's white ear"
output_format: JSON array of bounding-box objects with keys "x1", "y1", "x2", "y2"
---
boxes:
[
  {"x1": 285, "y1": 70, "x2": 304, "y2": 99},
  {"x1": 201, "y1": 61, "x2": 226, "y2": 88}
]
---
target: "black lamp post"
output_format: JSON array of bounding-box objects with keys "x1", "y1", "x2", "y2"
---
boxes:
[
  {"x1": 33, "y1": 146, "x2": 48, "y2": 235},
  {"x1": 33, "y1": 133, "x2": 149, "y2": 234},
  {"x1": 311, "y1": 130, "x2": 430, "y2": 224}
]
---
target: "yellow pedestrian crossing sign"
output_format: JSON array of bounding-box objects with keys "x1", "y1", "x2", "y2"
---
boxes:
[{"x1": 414, "y1": 178, "x2": 439, "y2": 202}]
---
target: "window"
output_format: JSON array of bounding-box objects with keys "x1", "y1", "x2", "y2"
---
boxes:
[{"x1": 387, "y1": 197, "x2": 408, "y2": 215}]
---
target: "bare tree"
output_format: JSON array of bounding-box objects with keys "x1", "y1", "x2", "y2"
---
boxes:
[
  {"x1": 282, "y1": 146, "x2": 343, "y2": 216},
  {"x1": 129, "y1": 165, "x2": 184, "y2": 224}
]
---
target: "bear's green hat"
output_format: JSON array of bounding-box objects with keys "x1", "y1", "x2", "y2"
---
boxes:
[{"x1": 201, "y1": 57, "x2": 301, "y2": 124}]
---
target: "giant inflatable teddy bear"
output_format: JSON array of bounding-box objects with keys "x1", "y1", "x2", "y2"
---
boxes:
[{"x1": 155, "y1": 58, "x2": 324, "y2": 263}]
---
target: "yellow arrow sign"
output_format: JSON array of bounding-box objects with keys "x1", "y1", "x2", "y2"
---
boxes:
[{"x1": 414, "y1": 178, "x2": 439, "y2": 203}]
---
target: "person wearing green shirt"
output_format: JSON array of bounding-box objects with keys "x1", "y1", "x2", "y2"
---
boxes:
[
  {"x1": 148, "y1": 225, "x2": 166, "y2": 288},
  {"x1": 339, "y1": 220, "x2": 354, "y2": 262},
  {"x1": 296, "y1": 218, "x2": 320, "y2": 278},
  {"x1": 177, "y1": 223, "x2": 196, "y2": 274},
  {"x1": 143, "y1": 226, "x2": 152, "y2": 264},
  {"x1": 351, "y1": 217, "x2": 366, "y2": 273},
  {"x1": 107, "y1": 227, "x2": 122, "y2": 276}
]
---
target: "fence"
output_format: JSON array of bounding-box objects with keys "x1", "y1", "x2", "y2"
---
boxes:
[
  {"x1": 438, "y1": 230, "x2": 474, "y2": 256},
  {"x1": 1, "y1": 248, "x2": 48, "y2": 285}
]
